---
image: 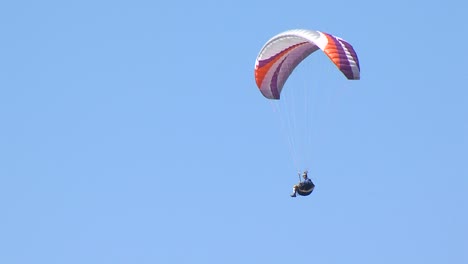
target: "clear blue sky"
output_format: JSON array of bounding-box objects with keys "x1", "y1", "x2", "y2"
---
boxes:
[{"x1": 1, "y1": 0, "x2": 467, "y2": 263}]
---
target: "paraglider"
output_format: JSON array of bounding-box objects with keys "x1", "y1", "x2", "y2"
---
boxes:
[
  {"x1": 290, "y1": 171, "x2": 315, "y2": 197},
  {"x1": 254, "y1": 29, "x2": 360, "y2": 197}
]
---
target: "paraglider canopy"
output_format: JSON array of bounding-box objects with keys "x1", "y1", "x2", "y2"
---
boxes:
[{"x1": 254, "y1": 29, "x2": 360, "y2": 99}]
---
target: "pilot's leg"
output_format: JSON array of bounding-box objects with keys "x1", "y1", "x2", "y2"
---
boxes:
[{"x1": 290, "y1": 185, "x2": 298, "y2": 197}]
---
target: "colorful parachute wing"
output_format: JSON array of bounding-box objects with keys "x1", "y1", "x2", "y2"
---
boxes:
[{"x1": 254, "y1": 29, "x2": 360, "y2": 99}]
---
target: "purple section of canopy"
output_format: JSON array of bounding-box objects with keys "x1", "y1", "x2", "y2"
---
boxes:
[
  {"x1": 270, "y1": 58, "x2": 285, "y2": 99},
  {"x1": 341, "y1": 40, "x2": 360, "y2": 71}
]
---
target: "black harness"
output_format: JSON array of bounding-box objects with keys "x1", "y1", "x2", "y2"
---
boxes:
[{"x1": 297, "y1": 181, "x2": 315, "y2": 196}]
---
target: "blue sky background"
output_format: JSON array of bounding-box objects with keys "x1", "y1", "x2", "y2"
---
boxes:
[{"x1": 1, "y1": 0, "x2": 467, "y2": 263}]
